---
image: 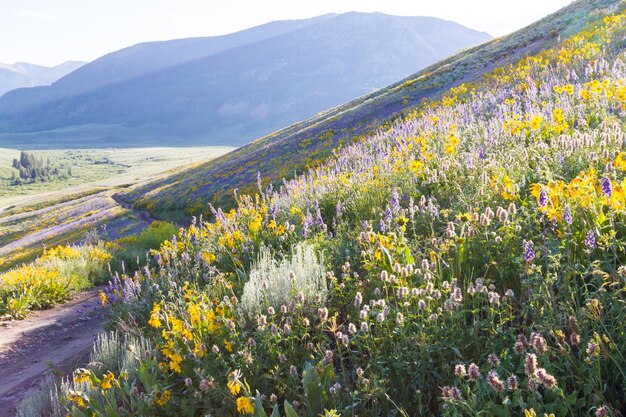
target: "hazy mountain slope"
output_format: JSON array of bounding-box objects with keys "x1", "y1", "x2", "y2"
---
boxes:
[
  {"x1": 0, "y1": 15, "x2": 335, "y2": 114},
  {"x1": 124, "y1": 0, "x2": 620, "y2": 221},
  {"x1": 0, "y1": 61, "x2": 85, "y2": 96},
  {"x1": 0, "y1": 13, "x2": 491, "y2": 148}
]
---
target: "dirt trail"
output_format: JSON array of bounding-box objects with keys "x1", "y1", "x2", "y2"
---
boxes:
[
  {"x1": 0, "y1": 288, "x2": 106, "y2": 417},
  {"x1": 111, "y1": 192, "x2": 155, "y2": 224}
]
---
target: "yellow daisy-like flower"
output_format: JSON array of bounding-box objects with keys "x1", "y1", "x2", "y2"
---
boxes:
[
  {"x1": 224, "y1": 339, "x2": 233, "y2": 352},
  {"x1": 529, "y1": 115, "x2": 543, "y2": 130},
  {"x1": 236, "y1": 396, "x2": 254, "y2": 415},
  {"x1": 227, "y1": 379, "x2": 241, "y2": 395},
  {"x1": 148, "y1": 302, "x2": 162, "y2": 328},
  {"x1": 98, "y1": 291, "x2": 108, "y2": 307},
  {"x1": 73, "y1": 368, "x2": 92, "y2": 384},
  {"x1": 615, "y1": 152, "x2": 626, "y2": 171},
  {"x1": 101, "y1": 371, "x2": 115, "y2": 390},
  {"x1": 156, "y1": 390, "x2": 172, "y2": 407}
]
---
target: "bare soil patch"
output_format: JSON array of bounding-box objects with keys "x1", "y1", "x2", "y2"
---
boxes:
[{"x1": 0, "y1": 288, "x2": 106, "y2": 417}]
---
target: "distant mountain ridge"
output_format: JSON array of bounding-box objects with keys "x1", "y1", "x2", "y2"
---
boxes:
[
  {"x1": 0, "y1": 61, "x2": 85, "y2": 96},
  {"x1": 0, "y1": 13, "x2": 490, "y2": 149}
]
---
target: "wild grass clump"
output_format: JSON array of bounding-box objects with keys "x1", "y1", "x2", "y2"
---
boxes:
[
  {"x1": 15, "y1": 331, "x2": 153, "y2": 417},
  {"x1": 240, "y1": 243, "x2": 327, "y2": 319}
]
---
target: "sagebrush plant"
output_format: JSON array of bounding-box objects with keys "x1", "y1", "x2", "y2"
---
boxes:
[
  {"x1": 16, "y1": 331, "x2": 154, "y2": 417},
  {"x1": 240, "y1": 243, "x2": 327, "y2": 319},
  {"x1": 18, "y1": 4, "x2": 626, "y2": 417}
]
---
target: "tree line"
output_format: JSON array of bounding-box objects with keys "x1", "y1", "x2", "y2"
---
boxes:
[{"x1": 10, "y1": 151, "x2": 70, "y2": 184}]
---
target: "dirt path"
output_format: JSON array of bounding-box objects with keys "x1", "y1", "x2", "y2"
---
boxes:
[
  {"x1": 111, "y1": 192, "x2": 156, "y2": 224},
  {"x1": 0, "y1": 288, "x2": 107, "y2": 417}
]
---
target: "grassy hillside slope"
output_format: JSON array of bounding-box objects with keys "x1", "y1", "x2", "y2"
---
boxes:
[
  {"x1": 19, "y1": 1, "x2": 626, "y2": 416},
  {"x1": 126, "y1": 0, "x2": 617, "y2": 222}
]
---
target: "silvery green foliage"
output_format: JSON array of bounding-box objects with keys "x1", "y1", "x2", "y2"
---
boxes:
[
  {"x1": 241, "y1": 243, "x2": 327, "y2": 319},
  {"x1": 16, "y1": 377, "x2": 66, "y2": 417},
  {"x1": 89, "y1": 330, "x2": 152, "y2": 374},
  {"x1": 16, "y1": 332, "x2": 153, "y2": 417}
]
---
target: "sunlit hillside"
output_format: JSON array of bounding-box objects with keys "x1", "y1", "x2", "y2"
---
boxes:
[
  {"x1": 125, "y1": 0, "x2": 618, "y2": 222},
  {"x1": 10, "y1": 1, "x2": 626, "y2": 416}
]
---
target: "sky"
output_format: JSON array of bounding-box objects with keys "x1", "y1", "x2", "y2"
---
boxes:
[{"x1": 1, "y1": 0, "x2": 573, "y2": 67}]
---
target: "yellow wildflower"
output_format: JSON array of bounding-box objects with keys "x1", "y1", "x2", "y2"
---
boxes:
[
  {"x1": 249, "y1": 216, "x2": 262, "y2": 233},
  {"x1": 188, "y1": 303, "x2": 201, "y2": 326},
  {"x1": 98, "y1": 291, "x2": 108, "y2": 307},
  {"x1": 236, "y1": 396, "x2": 255, "y2": 415},
  {"x1": 224, "y1": 339, "x2": 233, "y2": 352},
  {"x1": 156, "y1": 390, "x2": 172, "y2": 406},
  {"x1": 148, "y1": 302, "x2": 162, "y2": 328},
  {"x1": 73, "y1": 368, "x2": 92, "y2": 384},
  {"x1": 615, "y1": 152, "x2": 626, "y2": 171},
  {"x1": 101, "y1": 371, "x2": 115, "y2": 390},
  {"x1": 227, "y1": 370, "x2": 242, "y2": 395},
  {"x1": 529, "y1": 115, "x2": 543, "y2": 130}
]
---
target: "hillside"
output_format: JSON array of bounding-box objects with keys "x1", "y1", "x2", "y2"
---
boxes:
[
  {"x1": 0, "y1": 14, "x2": 490, "y2": 149},
  {"x1": 10, "y1": 1, "x2": 626, "y2": 415},
  {"x1": 126, "y1": 0, "x2": 618, "y2": 221},
  {"x1": 0, "y1": 61, "x2": 85, "y2": 96}
]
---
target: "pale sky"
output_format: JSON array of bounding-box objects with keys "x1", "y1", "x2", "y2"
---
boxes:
[{"x1": 1, "y1": 0, "x2": 573, "y2": 67}]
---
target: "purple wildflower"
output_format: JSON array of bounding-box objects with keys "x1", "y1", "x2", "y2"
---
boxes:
[
  {"x1": 522, "y1": 240, "x2": 535, "y2": 262},
  {"x1": 585, "y1": 230, "x2": 597, "y2": 249},
  {"x1": 601, "y1": 176, "x2": 612, "y2": 198},
  {"x1": 562, "y1": 205, "x2": 573, "y2": 225},
  {"x1": 538, "y1": 188, "x2": 548, "y2": 207}
]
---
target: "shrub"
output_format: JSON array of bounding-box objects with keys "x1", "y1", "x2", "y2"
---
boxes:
[{"x1": 240, "y1": 242, "x2": 327, "y2": 319}]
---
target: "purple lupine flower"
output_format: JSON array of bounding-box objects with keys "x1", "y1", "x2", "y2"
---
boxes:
[
  {"x1": 383, "y1": 207, "x2": 393, "y2": 224},
  {"x1": 478, "y1": 148, "x2": 485, "y2": 160},
  {"x1": 585, "y1": 230, "x2": 597, "y2": 248},
  {"x1": 316, "y1": 207, "x2": 325, "y2": 228},
  {"x1": 538, "y1": 188, "x2": 548, "y2": 207},
  {"x1": 390, "y1": 189, "x2": 400, "y2": 212},
  {"x1": 523, "y1": 240, "x2": 535, "y2": 262},
  {"x1": 335, "y1": 201, "x2": 343, "y2": 218},
  {"x1": 601, "y1": 176, "x2": 612, "y2": 198},
  {"x1": 302, "y1": 211, "x2": 314, "y2": 237},
  {"x1": 256, "y1": 171, "x2": 262, "y2": 191},
  {"x1": 562, "y1": 205, "x2": 573, "y2": 225}
]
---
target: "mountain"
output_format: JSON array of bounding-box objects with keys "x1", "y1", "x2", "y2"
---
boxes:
[
  {"x1": 123, "y1": 0, "x2": 620, "y2": 221},
  {"x1": 0, "y1": 61, "x2": 85, "y2": 96},
  {"x1": 0, "y1": 13, "x2": 491, "y2": 149},
  {"x1": 0, "y1": 15, "x2": 336, "y2": 110}
]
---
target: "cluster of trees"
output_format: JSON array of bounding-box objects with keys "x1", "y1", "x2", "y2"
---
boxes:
[{"x1": 10, "y1": 151, "x2": 70, "y2": 184}]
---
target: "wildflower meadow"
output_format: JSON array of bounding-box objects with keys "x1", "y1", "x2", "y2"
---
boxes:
[{"x1": 11, "y1": 4, "x2": 626, "y2": 417}]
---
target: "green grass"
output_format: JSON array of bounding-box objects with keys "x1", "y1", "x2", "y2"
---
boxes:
[{"x1": 0, "y1": 147, "x2": 234, "y2": 199}]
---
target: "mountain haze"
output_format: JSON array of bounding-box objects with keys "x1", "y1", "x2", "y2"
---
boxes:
[
  {"x1": 0, "y1": 13, "x2": 490, "y2": 149},
  {"x1": 0, "y1": 61, "x2": 85, "y2": 96}
]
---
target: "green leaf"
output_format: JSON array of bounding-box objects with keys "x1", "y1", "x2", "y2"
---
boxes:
[
  {"x1": 254, "y1": 393, "x2": 269, "y2": 417},
  {"x1": 284, "y1": 401, "x2": 300, "y2": 417},
  {"x1": 302, "y1": 362, "x2": 323, "y2": 415}
]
